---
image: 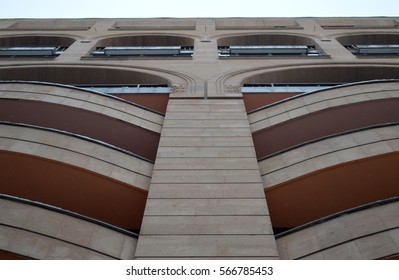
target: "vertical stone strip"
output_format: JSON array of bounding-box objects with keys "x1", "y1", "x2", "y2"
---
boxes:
[{"x1": 135, "y1": 99, "x2": 278, "y2": 259}]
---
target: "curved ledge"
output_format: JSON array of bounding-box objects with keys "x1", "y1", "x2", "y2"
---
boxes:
[
  {"x1": 259, "y1": 122, "x2": 399, "y2": 162},
  {"x1": 276, "y1": 197, "x2": 399, "y2": 259},
  {"x1": 0, "y1": 123, "x2": 153, "y2": 189},
  {"x1": 0, "y1": 82, "x2": 163, "y2": 161},
  {"x1": 276, "y1": 196, "x2": 399, "y2": 239},
  {"x1": 0, "y1": 80, "x2": 164, "y2": 116},
  {"x1": 262, "y1": 125, "x2": 399, "y2": 231},
  {"x1": 260, "y1": 124, "x2": 399, "y2": 188},
  {"x1": 249, "y1": 79, "x2": 399, "y2": 132},
  {"x1": 0, "y1": 121, "x2": 153, "y2": 163},
  {"x1": 0, "y1": 196, "x2": 137, "y2": 259},
  {"x1": 0, "y1": 65, "x2": 169, "y2": 91},
  {"x1": 0, "y1": 194, "x2": 138, "y2": 238},
  {"x1": 249, "y1": 79, "x2": 399, "y2": 114},
  {"x1": 253, "y1": 99, "x2": 399, "y2": 159}
]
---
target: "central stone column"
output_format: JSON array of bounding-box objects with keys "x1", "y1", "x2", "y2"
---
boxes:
[{"x1": 135, "y1": 99, "x2": 278, "y2": 259}]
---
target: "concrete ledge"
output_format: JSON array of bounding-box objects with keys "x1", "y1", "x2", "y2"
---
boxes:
[
  {"x1": 260, "y1": 124, "x2": 399, "y2": 188},
  {"x1": 249, "y1": 81, "x2": 399, "y2": 133},
  {"x1": 276, "y1": 199, "x2": 399, "y2": 259},
  {"x1": 0, "y1": 123, "x2": 153, "y2": 190},
  {"x1": 0, "y1": 82, "x2": 163, "y2": 133},
  {"x1": 0, "y1": 198, "x2": 137, "y2": 259}
]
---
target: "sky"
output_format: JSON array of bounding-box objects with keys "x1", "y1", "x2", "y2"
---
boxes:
[{"x1": 1, "y1": 0, "x2": 398, "y2": 18}]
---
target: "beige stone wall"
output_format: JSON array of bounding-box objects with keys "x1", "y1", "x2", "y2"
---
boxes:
[
  {"x1": 1, "y1": 17, "x2": 399, "y2": 259},
  {"x1": 135, "y1": 99, "x2": 278, "y2": 259}
]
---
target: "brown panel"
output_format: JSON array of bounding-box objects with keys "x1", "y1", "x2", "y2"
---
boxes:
[
  {"x1": 265, "y1": 153, "x2": 399, "y2": 228},
  {"x1": 113, "y1": 94, "x2": 169, "y2": 114},
  {"x1": 0, "y1": 67, "x2": 167, "y2": 85},
  {"x1": 0, "y1": 35, "x2": 75, "y2": 47},
  {"x1": 243, "y1": 92, "x2": 299, "y2": 112},
  {"x1": 0, "y1": 250, "x2": 32, "y2": 260},
  {"x1": 253, "y1": 99, "x2": 399, "y2": 159},
  {"x1": 0, "y1": 99, "x2": 160, "y2": 161},
  {"x1": 97, "y1": 35, "x2": 194, "y2": 46},
  {"x1": 0, "y1": 151, "x2": 147, "y2": 231}
]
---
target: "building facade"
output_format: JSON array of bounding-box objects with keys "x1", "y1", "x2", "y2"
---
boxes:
[{"x1": 0, "y1": 17, "x2": 399, "y2": 259}]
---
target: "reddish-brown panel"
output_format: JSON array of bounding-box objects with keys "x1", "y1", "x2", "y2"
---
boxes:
[
  {"x1": 0, "y1": 151, "x2": 147, "y2": 231},
  {"x1": 384, "y1": 255, "x2": 399, "y2": 260},
  {"x1": 265, "y1": 152, "x2": 399, "y2": 229},
  {"x1": 243, "y1": 92, "x2": 299, "y2": 112},
  {"x1": 113, "y1": 93, "x2": 169, "y2": 114},
  {"x1": 0, "y1": 250, "x2": 32, "y2": 260},
  {"x1": 0, "y1": 99, "x2": 160, "y2": 161},
  {"x1": 253, "y1": 99, "x2": 399, "y2": 159}
]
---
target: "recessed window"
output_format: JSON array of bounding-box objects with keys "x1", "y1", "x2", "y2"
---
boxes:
[
  {"x1": 91, "y1": 46, "x2": 193, "y2": 57},
  {"x1": 217, "y1": 34, "x2": 323, "y2": 59},
  {"x1": 0, "y1": 36, "x2": 74, "y2": 58},
  {"x1": 0, "y1": 46, "x2": 67, "y2": 57},
  {"x1": 218, "y1": 45, "x2": 321, "y2": 57},
  {"x1": 345, "y1": 44, "x2": 399, "y2": 56}
]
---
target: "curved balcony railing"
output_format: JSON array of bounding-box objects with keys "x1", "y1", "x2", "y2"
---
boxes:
[
  {"x1": 0, "y1": 194, "x2": 138, "y2": 259},
  {"x1": 0, "y1": 81, "x2": 163, "y2": 161},
  {"x1": 261, "y1": 123, "x2": 399, "y2": 234},
  {"x1": 249, "y1": 80, "x2": 399, "y2": 159},
  {"x1": 275, "y1": 197, "x2": 399, "y2": 259}
]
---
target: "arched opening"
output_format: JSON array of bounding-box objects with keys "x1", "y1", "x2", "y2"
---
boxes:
[
  {"x1": 91, "y1": 35, "x2": 194, "y2": 57},
  {"x1": 336, "y1": 33, "x2": 399, "y2": 56},
  {"x1": 0, "y1": 35, "x2": 75, "y2": 57},
  {"x1": 217, "y1": 34, "x2": 322, "y2": 57},
  {"x1": 0, "y1": 66, "x2": 170, "y2": 113},
  {"x1": 242, "y1": 65, "x2": 399, "y2": 111}
]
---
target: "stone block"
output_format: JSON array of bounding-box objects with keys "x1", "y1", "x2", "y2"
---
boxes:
[
  {"x1": 135, "y1": 235, "x2": 278, "y2": 257},
  {"x1": 150, "y1": 170, "x2": 262, "y2": 184},
  {"x1": 321, "y1": 242, "x2": 362, "y2": 260},
  {"x1": 144, "y1": 198, "x2": 269, "y2": 216},
  {"x1": 147, "y1": 183, "x2": 266, "y2": 199},
  {"x1": 140, "y1": 215, "x2": 273, "y2": 235},
  {"x1": 355, "y1": 232, "x2": 398, "y2": 259}
]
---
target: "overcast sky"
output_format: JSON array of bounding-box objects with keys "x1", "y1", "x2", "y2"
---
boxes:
[{"x1": 1, "y1": 0, "x2": 398, "y2": 18}]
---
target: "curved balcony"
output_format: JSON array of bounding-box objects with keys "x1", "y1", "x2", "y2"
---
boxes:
[
  {"x1": 0, "y1": 195, "x2": 137, "y2": 259},
  {"x1": 0, "y1": 65, "x2": 171, "y2": 113},
  {"x1": 0, "y1": 122, "x2": 152, "y2": 231},
  {"x1": 242, "y1": 67, "x2": 399, "y2": 112},
  {"x1": 0, "y1": 81, "x2": 163, "y2": 161},
  {"x1": 261, "y1": 123, "x2": 399, "y2": 230},
  {"x1": 276, "y1": 197, "x2": 399, "y2": 259},
  {"x1": 0, "y1": 65, "x2": 169, "y2": 87},
  {"x1": 249, "y1": 80, "x2": 399, "y2": 159}
]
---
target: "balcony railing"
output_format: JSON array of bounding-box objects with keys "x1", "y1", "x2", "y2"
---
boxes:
[
  {"x1": 0, "y1": 46, "x2": 66, "y2": 57},
  {"x1": 345, "y1": 44, "x2": 399, "y2": 56},
  {"x1": 218, "y1": 45, "x2": 321, "y2": 57},
  {"x1": 91, "y1": 46, "x2": 193, "y2": 57}
]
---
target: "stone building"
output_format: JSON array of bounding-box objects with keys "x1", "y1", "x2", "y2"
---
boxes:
[{"x1": 0, "y1": 17, "x2": 399, "y2": 259}]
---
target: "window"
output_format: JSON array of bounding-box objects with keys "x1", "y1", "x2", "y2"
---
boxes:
[
  {"x1": 0, "y1": 46, "x2": 66, "y2": 57},
  {"x1": 91, "y1": 46, "x2": 193, "y2": 57},
  {"x1": 345, "y1": 44, "x2": 399, "y2": 56},
  {"x1": 218, "y1": 45, "x2": 320, "y2": 57}
]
